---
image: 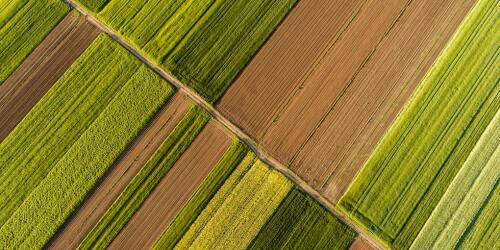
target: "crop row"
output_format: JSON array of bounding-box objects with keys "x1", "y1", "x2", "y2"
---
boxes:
[
  {"x1": 338, "y1": 0, "x2": 499, "y2": 249},
  {"x1": 79, "y1": 105, "x2": 211, "y2": 249},
  {"x1": 74, "y1": 0, "x2": 298, "y2": 102},
  {"x1": 0, "y1": 0, "x2": 69, "y2": 84},
  {"x1": 0, "y1": 35, "x2": 174, "y2": 249}
]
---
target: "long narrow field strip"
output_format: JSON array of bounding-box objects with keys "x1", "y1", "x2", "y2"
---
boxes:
[
  {"x1": 0, "y1": 34, "x2": 146, "y2": 227},
  {"x1": 0, "y1": 34, "x2": 174, "y2": 248},
  {"x1": 0, "y1": 0, "x2": 70, "y2": 84},
  {"x1": 410, "y1": 110, "x2": 500, "y2": 250},
  {"x1": 108, "y1": 121, "x2": 234, "y2": 249},
  {"x1": 248, "y1": 188, "x2": 357, "y2": 249},
  {"x1": 153, "y1": 140, "x2": 249, "y2": 249},
  {"x1": 218, "y1": 0, "x2": 477, "y2": 203},
  {"x1": 338, "y1": 0, "x2": 499, "y2": 249},
  {"x1": 0, "y1": 10, "x2": 100, "y2": 142},
  {"x1": 72, "y1": 0, "x2": 298, "y2": 102},
  {"x1": 78, "y1": 105, "x2": 210, "y2": 249},
  {"x1": 49, "y1": 93, "x2": 190, "y2": 249}
]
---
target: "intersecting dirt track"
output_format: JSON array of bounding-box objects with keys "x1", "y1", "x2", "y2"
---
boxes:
[
  {"x1": 0, "y1": 11, "x2": 99, "y2": 142},
  {"x1": 108, "y1": 120, "x2": 232, "y2": 250},
  {"x1": 49, "y1": 93, "x2": 190, "y2": 249},
  {"x1": 218, "y1": 0, "x2": 476, "y2": 203}
]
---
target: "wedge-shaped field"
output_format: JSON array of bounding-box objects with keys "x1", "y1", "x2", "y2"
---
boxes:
[
  {"x1": 0, "y1": 35, "x2": 174, "y2": 249},
  {"x1": 338, "y1": 0, "x2": 500, "y2": 249},
  {"x1": 74, "y1": 0, "x2": 298, "y2": 102},
  {"x1": 410, "y1": 110, "x2": 500, "y2": 250},
  {"x1": 249, "y1": 188, "x2": 356, "y2": 249},
  {"x1": 0, "y1": 0, "x2": 69, "y2": 84},
  {"x1": 79, "y1": 105, "x2": 211, "y2": 249}
]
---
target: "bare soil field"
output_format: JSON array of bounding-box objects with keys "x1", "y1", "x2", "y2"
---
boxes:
[
  {"x1": 108, "y1": 120, "x2": 232, "y2": 250},
  {"x1": 48, "y1": 93, "x2": 190, "y2": 249},
  {"x1": 0, "y1": 11, "x2": 99, "y2": 142},
  {"x1": 349, "y1": 236, "x2": 377, "y2": 250},
  {"x1": 218, "y1": 0, "x2": 476, "y2": 202}
]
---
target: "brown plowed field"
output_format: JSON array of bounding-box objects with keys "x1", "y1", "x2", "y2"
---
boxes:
[
  {"x1": 218, "y1": 0, "x2": 476, "y2": 203},
  {"x1": 349, "y1": 236, "x2": 377, "y2": 250},
  {"x1": 48, "y1": 93, "x2": 190, "y2": 249},
  {"x1": 0, "y1": 11, "x2": 99, "y2": 142},
  {"x1": 108, "y1": 121, "x2": 232, "y2": 250}
]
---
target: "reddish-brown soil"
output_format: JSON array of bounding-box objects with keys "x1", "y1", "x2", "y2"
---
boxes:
[
  {"x1": 0, "y1": 11, "x2": 99, "y2": 142},
  {"x1": 108, "y1": 121, "x2": 232, "y2": 250},
  {"x1": 218, "y1": 0, "x2": 476, "y2": 202},
  {"x1": 349, "y1": 236, "x2": 377, "y2": 250},
  {"x1": 48, "y1": 93, "x2": 191, "y2": 249}
]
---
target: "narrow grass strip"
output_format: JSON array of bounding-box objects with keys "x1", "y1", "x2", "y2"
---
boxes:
[
  {"x1": 0, "y1": 60, "x2": 174, "y2": 249},
  {"x1": 0, "y1": 0, "x2": 69, "y2": 84},
  {"x1": 153, "y1": 140, "x2": 249, "y2": 249},
  {"x1": 338, "y1": 0, "x2": 499, "y2": 248},
  {"x1": 175, "y1": 159, "x2": 292, "y2": 249},
  {"x1": 249, "y1": 188, "x2": 357, "y2": 250},
  {"x1": 78, "y1": 105, "x2": 210, "y2": 250},
  {"x1": 0, "y1": 34, "x2": 141, "y2": 227},
  {"x1": 73, "y1": 0, "x2": 298, "y2": 102},
  {"x1": 410, "y1": 109, "x2": 500, "y2": 250}
]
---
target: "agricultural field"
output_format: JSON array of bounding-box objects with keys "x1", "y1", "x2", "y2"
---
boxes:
[
  {"x1": 73, "y1": 0, "x2": 298, "y2": 102},
  {"x1": 0, "y1": 0, "x2": 496, "y2": 249},
  {"x1": 338, "y1": 0, "x2": 499, "y2": 248}
]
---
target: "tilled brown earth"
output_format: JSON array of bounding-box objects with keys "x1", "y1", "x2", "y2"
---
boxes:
[
  {"x1": 48, "y1": 93, "x2": 190, "y2": 249},
  {"x1": 349, "y1": 236, "x2": 377, "y2": 250},
  {"x1": 0, "y1": 11, "x2": 99, "y2": 142},
  {"x1": 108, "y1": 121, "x2": 232, "y2": 250},
  {"x1": 218, "y1": 0, "x2": 476, "y2": 203}
]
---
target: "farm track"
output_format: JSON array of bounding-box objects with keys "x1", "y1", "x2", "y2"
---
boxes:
[
  {"x1": 108, "y1": 121, "x2": 232, "y2": 249},
  {"x1": 48, "y1": 92, "x2": 190, "y2": 249},
  {"x1": 218, "y1": 0, "x2": 477, "y2": 203},
  {"x1": 63, "y1": 0, "x2": 387, "y2": 248},
  {"x1": 0, "y1": 11, "x2": 99, "y2": 142}
]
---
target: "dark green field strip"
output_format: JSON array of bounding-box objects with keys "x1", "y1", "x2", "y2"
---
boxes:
[
  {"x1": 79, "y1": 106, "x2": 210, "y2": 250},
  {"x1": 0, "y1": 34, "x2": 146, "y2": 227},
  {"x1": 249, "y1": 188, "x2": 357, "y2": 250},
  {"x1": 0, "y1": 38, "x2": 174, "y2": 249},
  {"x1": 74, "y1": 0, "x2": 298, "y2": 102},
  {"x1": 338, "y1": 0, "x2": 499, "y2": 249},
  {"x1": 0, "y1": 0, "x2": 69, "y2": 84},
  {"x1": 411, "y1": 110, "x2": 499, "y2": 250},
  {"x1": 153, "y1": 140, "x2": 249, "y2": 249}
]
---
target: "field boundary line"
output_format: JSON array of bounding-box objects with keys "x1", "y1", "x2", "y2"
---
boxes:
[{"x1": 63, "y1": 1, "x2": 384, "y2": 248}]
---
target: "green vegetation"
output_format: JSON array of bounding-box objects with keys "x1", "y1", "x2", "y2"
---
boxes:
[
  {"x1": 0, "y1": 35, "x2": 174, "y2": 249},
  {"x1": 0, "y1": 0, "x2": 69, "y2": 84},
  {"x1": 249, "y1": 188, "x2": 357, "y2": 249},
  {"x1": 0, "y1": 34, "x2": 149, "y2": 227},
  {"x1": 337, "y1": 0, "x2": 500, "y2": 249},
  {"x1": 74, "y1": 0, "x2": 298, "y2": 102},
  {"x1": 410, "y1": 110, "x2": 499, "y2": 250},
  {"x1": 175, "y1": 158, "x2": 292, "y2": 249},
  {"x1": 153, "y1": 140, "x2": 249, "y2": 249},
  {"x1": 79, "y1": 105, "x2": 210, "y2": 250}
]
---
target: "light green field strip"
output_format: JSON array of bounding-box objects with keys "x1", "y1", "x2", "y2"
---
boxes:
[
  {"x1": 249, "y1": 188, "x2": 357, "y2": 250},
  {"x1": 0, "y1": 0, "x2": 69, "y2": 84},
  {"x1": 410, "y1": 110, "x2": 500, "y2": 250},
  {"x1": 174, "y1": 157, "x2": 292, "y2": 249},
  {"x1": 338, "y1": 0, "x2": 499, "y2": 249},
  {"x1": 74, "y1": 0, "x2": 298, "y2": 102},
  {"x1": 79, "y1": 105, "x2": 210, "y2": 250},
  {"x1": 0, "y1": 34, "x2": 146, "y2": 227},
  {"x1": 0, "y1": 39, "x2": 174, "y2": 249},
  {"x1": 153, "y1": 140, "x2": 249, "y2": 249}
]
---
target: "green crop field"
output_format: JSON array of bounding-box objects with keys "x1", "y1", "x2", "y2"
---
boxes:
[
  {"x1": 249, "y1": 188, "x2": 356, "y2": 249},
  {"x1": 73, "y1": 0, "x2": 298, "y2": 102},
  {"x1": 79, "y1": 105, "x2": 210, "y2": 249},
  {"x1": 0, "y1": 0, "x2": 69, "y2": 84},
  {"x1": 337, "y1": 0, "x2": 499, "y2": 249},
  {"x1": 410, "y1": 110, "x2": 499, "y2": 250},
  {"x1": 0, "y1": 34, "x2": 174, "y2": 249}
]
